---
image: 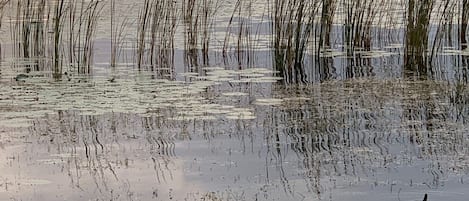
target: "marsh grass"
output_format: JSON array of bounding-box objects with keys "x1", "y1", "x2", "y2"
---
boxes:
[
  {"x1": 182, "y1": 0, "x2": 220, "y2": 69},
  {"x1": 9, "y1": 0, "x2": 49, "y2": 73},
  {"x1": 342, "y1": 0, "x2": 387, "y2": 52},
  {"x1": 52, "y1": 0, "x2": 66, "y2": 78},
  {"x1": 136, "y1": 0, "x2": 178, "y2": 76},
  {"x1": 6, "y1": 0, "x2": 103, "y2": 79},
  {"x1": 0, "y1": 0, "x2": 10, "y2": 58},
  {"x1": 0, "y1": 0, "x2": 9, "y2": 29},
  {"x1": 271, "y1": 0, "x2": 323, "y2": 83},
  {"x1": 149, "y1": 0, "x2": 178, "y2": 74},
  {"x1": 462, "y1": 0, "x2": 469, "y2": 47},
  {"x1": 108, "y1": 0, "x2": 133, "y2": 68},
  {"x1": 430, "y1": 1, "x2": 456, "y2": 58},
  {"x1": 79, "y1": 0, "x2": 103, "y2": 74},
  {"x1": 404, "y1": 0, "x2": 433, "y2": 75},
  {"x1": 3, "y1": 0, "x2": 469, "y2": 82},
  {"x1": 136, "y1": 0, "x2": 151, "y2": 69}
]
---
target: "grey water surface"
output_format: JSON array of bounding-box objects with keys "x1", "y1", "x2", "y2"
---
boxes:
[{"x1": 0, "y1": 0, "x2": 469, "y2": 201}]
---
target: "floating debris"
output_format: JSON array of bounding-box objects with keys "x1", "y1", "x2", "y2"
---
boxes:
[
  {"x1": 222, "y1": 92, "x2": 249, "y2": 96},
  {"x1": 253, "y1": 98, "x2": 283, "y2": 106},
  {"x1": 18, "y1": 179, "x2": 52, "y2": 185}
]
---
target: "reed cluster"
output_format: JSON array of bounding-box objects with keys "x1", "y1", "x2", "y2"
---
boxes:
[
  {"x1": 2, "y1": 0, "x2": 469, "y2": 82},
  {"x1": 270, "y1": 0, "x2": 327, "y2": 83},
  {"x1": 7, "y1": 0, "x2": 103, "y2": 78},
  {"x1": 181, "y1": 0, "x2": 220, "y2": 69},
  {"x1": 135, "y1": 0, "x2": 178, "y2": 76},
  {"x1": 461, "y1": 0, "x2": 469, "y2": 46},
  {"x1": 0, "y1": 0, "x2": 8, "y2": 29},
  {"x1": 0, "y1": 0, "x2": 7, "y2": 58},
  {"x1": 222, "y1": 0, "x2": 263, "y2": 68},
  {"x1": 342, "y1": 0, "x2": 387, "y2": 52}
]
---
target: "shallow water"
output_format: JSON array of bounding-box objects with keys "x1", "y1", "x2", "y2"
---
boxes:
[
  {"x1": 1, "y1": 0, "x2": 469, "y2": 200},
  {"x1": 1, "y1": 72, "x2": 469, "y2": 200}
]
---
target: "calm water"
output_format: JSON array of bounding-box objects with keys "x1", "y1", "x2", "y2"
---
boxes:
[{"x1": 1, "y1": 0, "x2": 469, "y2": 200}]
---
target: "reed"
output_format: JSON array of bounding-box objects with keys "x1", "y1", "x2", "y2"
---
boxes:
[
  {"x1": 136, "y1": 0, "x2": 152, "y2": 69},
  {"x1": 462, "y1": 0, "x2": 469, "y2": 47},
  {"x1": 11, "y1": 0, "x2": 48, "y2": 70},
  {"x1": 182, "y1": 0, "x2": 219, "y2": 69},
  {"x1": 4, "y1": 0, "x2": 469, "y2": 82},
  {"x1": 80, "y1": 0, "x2": 103, "y2": 73},
  {"x1": 404, "y1": 0, "x2": 434, "y2": 75},
  {"x1": 110, "y1": 0, "x2": 116, "y2": 67},
  {"x1": 342, "y1": 0, "x2": 387, "y2": 52},
  {"x1": 136, "y1": 0, "x2": 178, "y2": 74},
  {"x1": 271, "y1": 0, "x2": 322, "y2": 83},
  {"x1": 68, "y1": 0, "x2": 77, "y2": 67},
  {"x1": 319, "y1": 0, "x2": 336, "y2": 49},
  {"x1": 222, "y1": 0, "x2": 241, "y2": 57},
  {"x1": 150, "y1": 0, "x2": 178, "y2": 73},
  {"x1": 7, "y1": 0, "x2": 104, "y2": 77},
  {"x1": 430, "y1": 0, "x2": 456, "y2": 59},
  {"x1": 200, "y1": 0, "x2": 219, "y2": 64},
  {"x1": 52, "y1": 0, "x2": 66, "y2": 78},
  {"x1": 0, "y1": 0, "x2": 8, "y2": 58},
  {"x1": 110, "y1": 0, "x2": 130, "y2": 68},
  {"x1": 59, "y1": 0, "x2": 104, "y2": 74},
  {"x1": 0, "y1": 0, "x2": 7, "y2": 28},
  {"x1": 222, "y1": 0, "x2": 263, "y2": 68}
]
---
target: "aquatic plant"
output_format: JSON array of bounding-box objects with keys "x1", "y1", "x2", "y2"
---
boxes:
[
  {"x1": 136, "y1": 0, "x2": 178, "y2": 75},
  {"x1": 319, "y1": 0, "x2": 336, "y2": 49},
  {"x1": 6, "y1": 0, "x2": 103, "y2": 78},
  {"x1": 52, "y1": 0, "x2": 66, "y2": 78},
  {"x1": 2, "y1": 0, "x2": 469, "y2": 83},
  {"x1": 182, "y1": 0, "x2": 220, "y2": 68},
  {"x1": 271, "y1": 0, "x2": 322, "y2": 83},
  {"x1": 0, "y1": 0, "x2": 10, "y2": 58},
  {"x1": 404, "y1": 0, "x2": 434, "y2": 76},
  {"x1": 149, "y1": 0, "x2": 178, "y2": 74},
  {"x1": 79, "y1": 0, "x2": 104, "y2": 73},
  {"x1": 0, "y1": 0, "x2": 7, "y2": 27},
  {"x1": 222, "y1": 0, "x2": 266, "y2": 69},
  {"x1": 429, "y1": 0, "x2": 457, "y2": 59},
  {"x1": 136, "y1": 0, "x2": 151, "y2": 69},
  {"x1": 462, "y1": 0, "x2": 469, "y2": 47},
  {"x1": 342, "y1": 0, "x2": 388, "y2": 52}
]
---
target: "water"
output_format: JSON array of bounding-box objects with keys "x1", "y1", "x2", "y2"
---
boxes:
[{"x1": 1, "y1": 0, "x2": 469, "y2": 200}]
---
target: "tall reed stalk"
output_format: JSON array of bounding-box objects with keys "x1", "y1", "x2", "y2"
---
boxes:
[
  {"x1": 5, "y1": 0, "x2": 469, "y2": 82},
  {"x1": 404, "y1": 0, "x2": 434, "y2": 75},
  {"x1": 0, "y1": 0, "x2": 7, "y2": 28},
  {"x1": 342, "y1": 0, "x2": 385, "y2": 52},
  {"x1": 0, "y1": 0, "x2": 8, "y2": 59},
  {"x1": 430, "y1": 0, "x2": 456, "y2": 58},
  {"x1": 136, "y1": 0, "x2": 178, "y2": 74},
  {"x1": 136, "y1": 0, "x2": 151, "y2": 69},
  {"x1": 319, "y1": 0, "x2": 336, "y2": 49},
  {"x1": 200, "y1": 0, "x2": 218, "y2": 64},
  {"x1": 462, "y1": 0, "x2": 469, "y2": 47},
  {"x1": 80, "y1": 0, "x2": 103, "y2": 73},
  {"x1": 12, "y1": 0, "x2": 48, "y2": 71},
  {"x1": 110, "y1": 0, "x2": 131, "y2": 67},
  {"x1": 222, "y1": 0, "x2": 264, "y2": 68},
  {"x1": 53, "y1": 0, "x2": 66, "y2": 78},
  {"x1": 182, "y1": 0, "x2": 219, "y2": 69},
  {"x1": 271, "y1": 0, "x2": 321, "y2": 83}
]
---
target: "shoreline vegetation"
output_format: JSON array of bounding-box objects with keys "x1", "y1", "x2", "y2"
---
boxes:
[{"x1": 0, "y1": 0, "x2": 468, "y2": 82}]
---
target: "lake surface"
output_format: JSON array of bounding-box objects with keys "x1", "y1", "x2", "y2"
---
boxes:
[{"x1": 1, "y1": 0, "x2": 469, "y2": 200}]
